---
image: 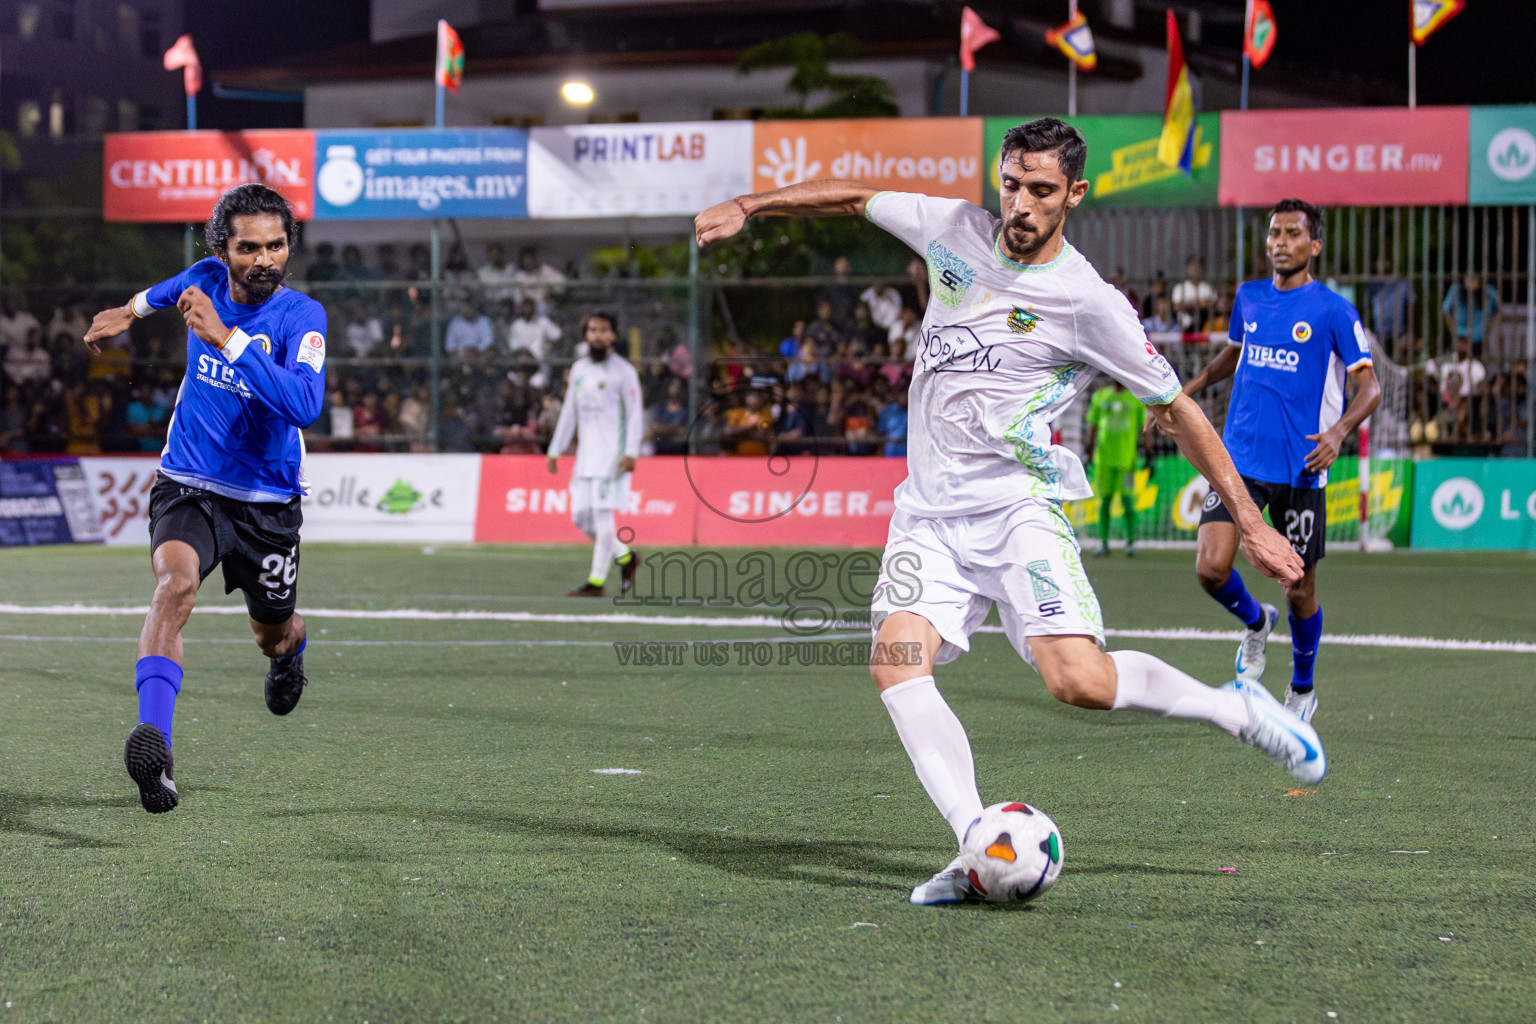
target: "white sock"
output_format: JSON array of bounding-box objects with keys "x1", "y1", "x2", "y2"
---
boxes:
[
  {"x1": 1109, "y1": 650, "x2": 1248, "y2": 736},
  {"x1": 880, "y1": 675, "x2": 985, "y2": 844},
  {"x1": 587, "y1": 509, "x2": 623, "y2": 584}
]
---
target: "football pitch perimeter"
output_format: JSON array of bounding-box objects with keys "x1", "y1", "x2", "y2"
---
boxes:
[{"x1": 2, "y1": 543, "x2": 1533, "y2": 1023}]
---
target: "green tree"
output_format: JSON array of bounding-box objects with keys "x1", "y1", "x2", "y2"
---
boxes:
[{"x1": 735, "y1": 32, "x2": 899, "y2": 119}]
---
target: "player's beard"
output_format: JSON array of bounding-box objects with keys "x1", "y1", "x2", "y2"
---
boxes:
[
  {"x1": 1270, "y1": 251, "x2": 1311, "y2": 283},
  {"x1": 587, "y1": 342, "x2": 610, "y2": 362},
  {"x1": 1001, "y1": 207, "x2": 1065, "y2": 263},
  {"x1": 242, "y1": 266, "x2": 286, "y2": 303}
]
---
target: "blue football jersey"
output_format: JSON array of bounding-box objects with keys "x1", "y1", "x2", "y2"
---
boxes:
[
  {"x1": 133, "y1": 258, "x2": 327, "y2": 502},
  {"x1": 1223, "y1": 279, "x2": 1371, "y2": 489}
]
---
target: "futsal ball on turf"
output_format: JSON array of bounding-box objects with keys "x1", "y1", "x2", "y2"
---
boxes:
[{"x1": 960, "y1": 802, "x2": 1064, "y2": 903}]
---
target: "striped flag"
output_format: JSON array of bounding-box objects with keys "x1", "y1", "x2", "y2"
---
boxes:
[
  {"x1": 1157, "y1": 10, "x2": 1197, "y2": 174},
  {"x1": 1411, "y1": 0, "x2": 1464, "y2": 44},
  {"x1": 1046, "y1": 12, "x2": 1098, "y2": 71},
  {"x1": 436, "y1": 19, "x2": 465, "y2": 92},
  {"x1": 1244, "y1": 0, "x2": 1277, "y2": 68}
]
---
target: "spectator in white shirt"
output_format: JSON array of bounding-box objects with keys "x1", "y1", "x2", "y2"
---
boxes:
[
  {"x1": 512, "y1": 246, "x2": 566, "y2": 312},
  {"x1": 477, "y1": 242, "x2": 518, "y2": 304},
  {"x1": 1426, "y1": 338, "x2": 1487, "y2": 399},
  {"x1": 3, "y1": 326, "x2": 51, "y2": 386},
  {"x1": 344, "y1": 302, "x2": 385, "y2": 358},
  {"x1": 507, "y1": 297, "x2": 561, "y2": 362},
  {"x1": 0, "y1": 296, "x2": 41, "y2": 357},
  {"x1": 860, "y1": 280, "x2": 904, "y2": 332},
  {"x1": 444, "y1": 301, "x2": 494, "y2": 359},
  {"x1": 1141, "y1": 295, "x2": 1176, "y2": 334},
  {"x1": 1170, "y1": 255, "x2": 1215, "y2": 332},
  {"x1": 887, "y1": 305, "x2": 921, "y2": 353}
]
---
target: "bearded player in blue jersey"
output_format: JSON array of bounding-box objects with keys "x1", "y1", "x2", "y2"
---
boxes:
[
  {"x1": 1180, "y1": 199, "x2": 1380, "y2": 724},
  {"x1": 83, "y1": 183, "x2": 326, "y2": 814}
]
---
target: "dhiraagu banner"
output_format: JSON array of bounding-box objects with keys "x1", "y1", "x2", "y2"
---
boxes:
[
  {"x1": 1065, "y1": 455, "x2": 1411, "y2": 547},
  {"x1": 984, "y1": 113, "x2": 1219, "y2": 208}
]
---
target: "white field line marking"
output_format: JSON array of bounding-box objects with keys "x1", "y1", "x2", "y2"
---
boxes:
[
  {"x1": 0, "y1": 604, "x2": 1532, "y2": 654},
  {"x1": 0, "y1": 633, "x2": 866, "y2": 648}
]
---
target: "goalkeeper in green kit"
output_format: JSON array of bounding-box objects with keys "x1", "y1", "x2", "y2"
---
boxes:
[{"x1": 1085, "y1": 378, "x2": 1149, "y2": 557}]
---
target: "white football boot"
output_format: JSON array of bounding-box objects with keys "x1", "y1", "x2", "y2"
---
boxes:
[
  {"x1": 1235, "y1": 603, "x2": 1280, "y2": 682},
  {"x1": 1284, "y1": 685, "x2": 1319, "y2": 724},
  {"x1": 1225, "y1": 678, "x2": 1327, "y2": 783},
  {"x1": 909, "y1": 855, "x2": 977, "y2": 906}
]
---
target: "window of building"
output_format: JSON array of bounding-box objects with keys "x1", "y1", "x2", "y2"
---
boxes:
[
  {"x1": 17, "y1": 3, "x2": 43, "y2": 40},
  {"x1": 140, "y1": 8, "x2": 159, "y2": 57},
  {"x1": 17, "y1": 101, "x2": 43, "y2": 137},
  {"x1": 49, "y1": 92, "x2": 70, "y2": 139},
  {"x1": 53, "y1": 0, "x2": 74, "y2": 40},
  {"x1": 116, "y1": 3, "x2": 139, "y2": 52}
]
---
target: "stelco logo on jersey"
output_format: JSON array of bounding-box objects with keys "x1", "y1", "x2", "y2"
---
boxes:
[{"x1": 1244, "y1": 344, "x2": 1300, "y2": 372}]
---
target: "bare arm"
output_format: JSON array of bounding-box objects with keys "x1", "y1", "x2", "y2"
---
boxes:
[
  {"x1": 83, "y1": 305, "x2": 135, "y2": 355},
  {"x1": 1304, "y1": 364, "x2": 1381, "y2": 473},
  {"x1": 695, "y1": 180, "x2": 880, "y2": 247},
  {"x1": 1148, "y1": 393, "x2": 1304, "y2": 586},
  {"x1": 1182, "y1": 344, "x2": 1242, "y2": 395}
]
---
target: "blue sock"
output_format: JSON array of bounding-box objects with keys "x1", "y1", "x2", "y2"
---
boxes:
[
  {"x1": 1289, "y1": 608, "x2": 1323, "y2": 692},
  {"x1": 272, "y1": 635, "x2": 306, "y2": 668},
  {"x1": 135, "y1": 656, "x2": 183, "y2": 746},
  {"x1": 1209, "y1": 570, "x2": 1264, "y2": 631}
]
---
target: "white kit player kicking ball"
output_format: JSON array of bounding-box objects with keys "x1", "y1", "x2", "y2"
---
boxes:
[
  {"x1": 547, "y1": 312, "x2": 643, "y2": 597},
  {"x1": 696, "y1": 117, "x2": 1325, "y2": 906}
]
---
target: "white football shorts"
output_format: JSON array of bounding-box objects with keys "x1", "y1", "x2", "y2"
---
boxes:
[
  {"x1": 870, "y1": 498, "x2": 1105, "y2": 669},
  {"x1": 570, "y1": 474, "x2": 630, "y2": 517}
]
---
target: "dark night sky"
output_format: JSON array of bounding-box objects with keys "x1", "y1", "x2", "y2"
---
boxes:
[{"x1": 180, "y1": 0, "x2": 1535, "y2": 131}]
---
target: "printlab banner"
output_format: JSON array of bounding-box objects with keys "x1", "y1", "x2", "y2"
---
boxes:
[
  {"x1": 984, "y1": 113, "x2": 1220, "y2": 208},
  {"x1": 312, "y1": 128, "x2": 528, "y2": 220},
  {"x1": 1219, "y1": 107, "x2": 1469, "y2": 206},
  {"x1": 1410, "y1": 458, "x2": 1536, "y2": 550},
  {"x1": 751, "y1": 118, "x2": 982, "y2": 204},
  {"x1": 1468, "y1": 106, "x2": 1536, "y2": 205},
  {"x1": 527, "y1": 122, "x2": 753, "y2": 218},
  {"x1": 0, "y1": 459, "x2": 102, "y2": 547},
  {"x1": 103, "y1": 130, "x2": 314, "y2": 222}
]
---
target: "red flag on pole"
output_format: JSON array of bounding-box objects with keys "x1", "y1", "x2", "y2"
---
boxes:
[
  {"x1": 162, "y1": 34, "x2": 202, "y2": 96},
  {"x1": 437, "y1": 20, "x2": 465, "y2": 92},
  {"x1": 959, "y1": 7, "x2": 1001, "y2": 73},
  {"x1": 1244, "y1": 0, "x2": 1277, "y2": 68}
]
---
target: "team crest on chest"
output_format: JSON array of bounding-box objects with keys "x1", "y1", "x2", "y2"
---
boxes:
[
  {"x1": 1291, "y1": 321, "x2": 1312, "y2": 343},
  {"x1": 1007, "y1": 305, "x2": 1043, "y2": 335}
]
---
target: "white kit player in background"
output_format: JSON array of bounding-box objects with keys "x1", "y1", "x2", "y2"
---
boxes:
[
  {"x1": 695, "y1": 117, "x2": 1325, "y2": 906},
  {"x1": 547, "y1": 311, "x2": 644, "y2": 598}
]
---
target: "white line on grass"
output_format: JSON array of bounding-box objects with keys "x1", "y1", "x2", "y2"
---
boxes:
[{"x1": 0, "y1": 604, "x2": 1532, "y2": 654}]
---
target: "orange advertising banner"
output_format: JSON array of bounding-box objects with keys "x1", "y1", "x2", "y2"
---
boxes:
[
  {"x1": 752, "y1": 118, "x2": 983, "y2": 203},
  {"x1": 103, "y1": 130, "x2": 315, "y2": 222}
]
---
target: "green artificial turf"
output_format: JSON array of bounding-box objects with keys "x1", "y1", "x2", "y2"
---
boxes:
[{"x1": 1, "y1": 544, "x2": 1533, "y2": 1022}]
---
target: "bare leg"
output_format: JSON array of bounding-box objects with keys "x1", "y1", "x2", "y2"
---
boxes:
[
  {"x1": 138, "y1": 540, "x2": 203, "y2": 663},
  {"x1": 1195, "y1": 520, "x2": 1241, "y2": 595},
  {"x1": 251, "y1": 612, "x2": 306, "y2": 658}
]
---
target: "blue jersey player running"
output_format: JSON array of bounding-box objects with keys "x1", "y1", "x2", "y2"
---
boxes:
[
  {"x1": 83, "y1": 184, "x2": 326, "y2": 813},
  {"x1": 1180, "y1": 198, "x2": 1381, "y2": 724}
]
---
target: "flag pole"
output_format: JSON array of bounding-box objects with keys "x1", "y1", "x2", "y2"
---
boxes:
[
  {"x1": 1235, "y1": 0, "x2": 1251, "y2": 289},
  {"x1": 431, "y1": 24, "x2": 445, "y2": 448},
  {"x1": 184, "y1": 90, "x2": 196, "y2": 266},
  {"x1": 1408, "y1": 41, "x2": 1416, "y2": 109},
  {"x1": 435, "y1": 81, "x2": 445, "y2": 129},
  {"x1": 960, "y1": 69, "x2": 969, "y2": 117},
  {"x1": 1067, "y1": 0, "x2": 1078, "y2": 116}
]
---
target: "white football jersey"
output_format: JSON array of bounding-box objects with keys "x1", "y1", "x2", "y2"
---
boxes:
[
  {"x1": 548, "y1": 354, "x2": 644, "y2": 479},
  {"x1": 866, "y1": 191, "x2": 1181, "y2": 516}
]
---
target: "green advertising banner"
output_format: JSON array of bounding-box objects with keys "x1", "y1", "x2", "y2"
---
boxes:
[
  {"x1": 1065, "y1": 455, "x2": 1412, "y2": 547},
  {"x1": 984, "y1": 113, "x2": 1220, "y2": 209},
  {"x1": 1410, "y1": 458, "x2": 1536, "y2": 550},
  {"x1": 1468, "y1": 106, "x2": 1536, "y2": 205}
]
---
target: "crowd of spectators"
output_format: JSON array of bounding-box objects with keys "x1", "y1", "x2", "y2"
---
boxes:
[
  {"x1": 669, "y1": 255, "x2": 924, "y2": 459},
  {"x1": 1, "y1": 238, "x2": 1530, "y2": 459}
]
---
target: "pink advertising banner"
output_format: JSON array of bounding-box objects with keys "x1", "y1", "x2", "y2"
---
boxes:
[{"x1": 1219, "y1": 107, "x2": 1469, "y2": 207}]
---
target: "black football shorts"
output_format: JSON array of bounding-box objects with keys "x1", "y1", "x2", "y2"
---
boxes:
[{"x1": 1198, "y1": 474, "x2": 1326, "y2": 568}]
